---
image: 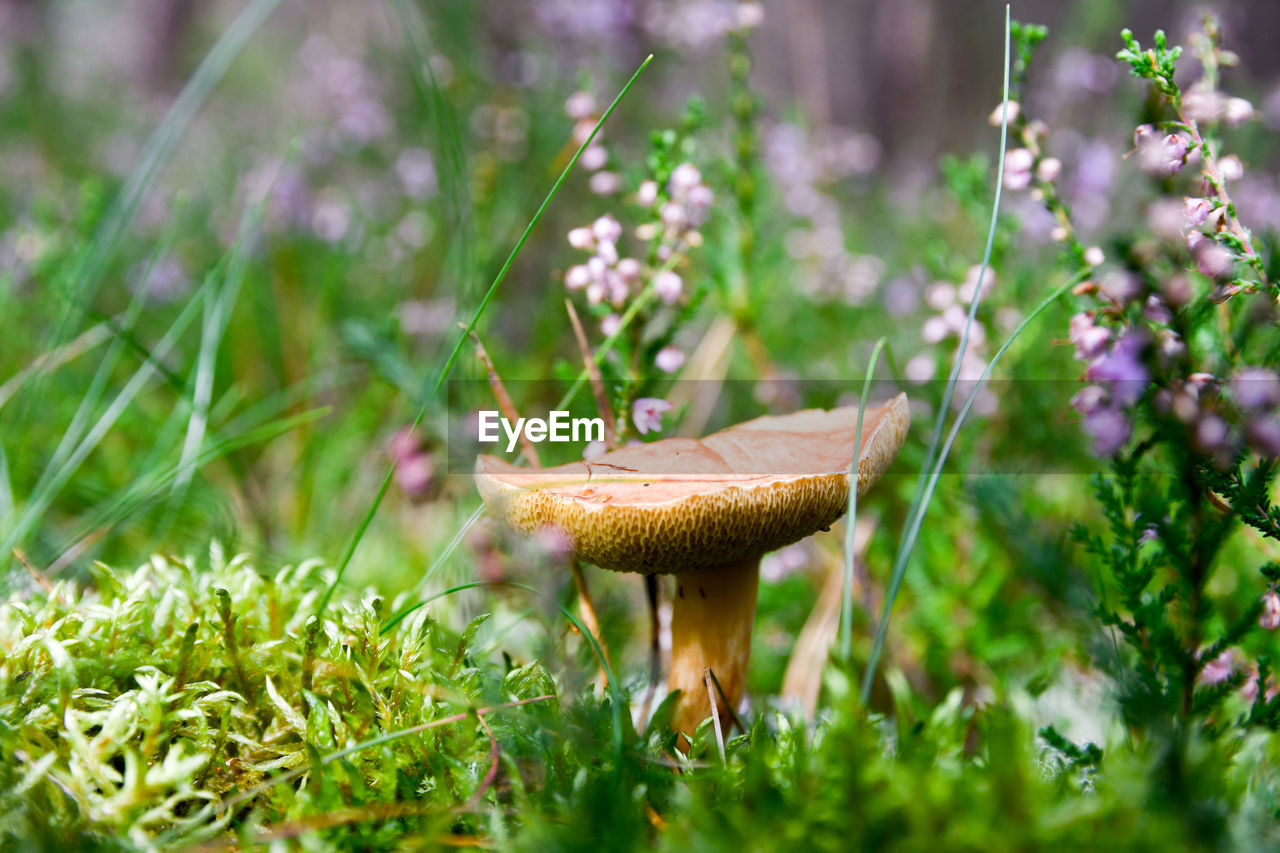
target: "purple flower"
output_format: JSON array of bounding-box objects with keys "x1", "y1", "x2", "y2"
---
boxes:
[
  {"x1": 655, "y1": 345, "x2": 686, "y2": 374},
  {"x1": 1084, "y1": 406, "x2": 1132, "y2": 456},
  {"x1": 1069, "y1": 313, "x2": 1111, "y2": 361},
  {"x1": 1193, "y1": 240, "x2": 1235, "y2": 279},
  {"x1": 1247, "y1": 417, "x2": 1280, "y2": 457},
  {"x1": 1199, "y1": 650, "x2": 1235, "y2": 686},
  {"x1": 1231, "y1": 368, "x2": 1280, "y2": 411},
  {"x1": 653, "y1": 270, "x2": 683, "y2": 303},
  {"x1": 633, "y1": 397, "x2": 674, "y2": 435},
  {"x1": 1085, "y1": 332, "x2": 1150, "y2": 406},
  {"x1": 1138, "y1": 132, "x2": 1190, "y2": 177},
  {"x1": 1183, "y1": 197, "x2": 1214, "y2": 228},
  {"x1": 1003, "y1": 148, "x2": 1034, "y2": 190}
]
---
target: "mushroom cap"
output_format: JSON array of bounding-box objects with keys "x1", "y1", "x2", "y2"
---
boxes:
[{"x1": 475, "y1": 393, "x2": 909, "y2": 574}]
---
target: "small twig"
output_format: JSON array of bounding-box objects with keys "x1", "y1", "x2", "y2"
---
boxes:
[
  {"x1": 12, "y1": 549, "x2": 54, "y2": 594},
  {"x1": 564, "y1": 299, "x2": 617, "y2": 448},
  {"x1": 466, "y1": 325, "x2": 540, "y2": 468},
  {"x1": 570, "y1": 557, "x2": 612, "y2": 690},
  {"x1": 466, "y1": 710, "x2": 501, "y2": 811},
  {"x1": 706, "y1": 666, "x2": 746, "y2": 735},
  {"x1": 705, "y1": 667, "x2": 726, "y2": 764},
  {"x1": 639, "y1": 574, "x2": 662, "y2": 727}
]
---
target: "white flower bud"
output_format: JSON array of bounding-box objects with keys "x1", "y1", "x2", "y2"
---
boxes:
[
  {"x1": 636, "y1": 180, "x2": 659, "y2": 207},
  {"x1": 653, "y1": 270, "x2": 683, "y2": 303},
  {"x1": 988, "y1": 100, "x2": 1020, "y2": 126},
  {"x1": 564, "y1": 265, "x2": 591, "y2": 290},
  {"x1": 592, "y1": 215, "x2": 623, "y2": 244},
  {"x1": 568, "y1": 227, "x2": 594, "y2": 250},
  {"x1": 669, "y1": 163, "x2": 702, "y2": 195}
]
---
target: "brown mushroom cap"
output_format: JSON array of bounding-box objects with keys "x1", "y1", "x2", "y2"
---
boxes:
[{"x1": 475, "y1": 393, "x2": 909, "y2": 574}]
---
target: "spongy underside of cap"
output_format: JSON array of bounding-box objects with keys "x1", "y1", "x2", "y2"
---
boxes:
[{"x1": 475, "y1": 393, "x2": 909, "y2": 574}]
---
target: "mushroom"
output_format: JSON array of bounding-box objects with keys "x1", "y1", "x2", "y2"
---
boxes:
[{"x1": 475, "y1": 393, "x2": 909, "y2": 739}]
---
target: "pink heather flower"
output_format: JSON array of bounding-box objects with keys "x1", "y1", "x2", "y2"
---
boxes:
[
  {"x1": 925, "y1": 282, "x2": 956, "y2": 310},
  {"x1": 615, "y1": 258, "x2": 641, "y2": 282},
  {"x1": 633, "y1": 397, "x2": 674, "y2": 435},
  {"x1": 1099, "y1": 270, "x2": 1140, "y2": 305},
  {"x1": 940, "y1": 304, "x2": 968, "y2": 335},
  {"x1": 669, "y1": 163, "x2": 702, "y2": 195},
  {"x1": 655, "y1": 345, "x2": 686, "y2": 373},
  {"x1": 1183, "y1": 86, "x2": 1225, "y2": 123},
  {"x1": 686, "y1": 184, "x2": 714, "y2": 210},
  {"x1": 660, "y1": 200, "x2": 687, "y2": 228},
  {"x1": 1143, "y1": 295, "x2": 1173, "y2": 324},
  {"x1": 394, "y1": 453, "x2": 435, "y2": 500},
  {"x1": 564, "y1": 265, "x2": 591, "y2": 290},
  {"x1": 1261, "y1": 591, "x2": 1280, "y2": 630},
  {"x1": 583, "y1": 440, "x2": 606, "y2": 460},
  {"x1": 1183, "y1": 197, "x2": 1214, "y2": 228},
  {"x1": 568, "y1": 227, "x2": 594, "y2": 250},
  {"x1": 589, "y1": 171, "x2": 622, "y2": 195},
  {"x1": 1084, "y1": 406, "x2": 1132, "y2": 456},
  {"x1": 1083, "y1": 246, "x2": 1106, "y2": 267},
  {"x1": 1138, "y1": 132, "x2": 1189, "y2": 177},
  {"x1": 1218, "y1": 154, "x2": 1244, "y2": 182},
  {"x1": 988, "y1": 100, "x2": 1020, "y2": 126},
  {"x1": 600, "y1": 313, "x2": 622, "y2": 337},
  {"x1": 653, "y1": 269, "x2": 683, "y2": 303},
  {"x1": 1224, "y1": 97, "x2": 1255, "y2": 126},
  {"x1": 1231, "y1": 368, "x2": 1280, "y2": 411},
  {"x1": 586, "y1": 281, "x2": 606, "y2": 305},
  {"x1": 596, "y1": 239, "x2": 619, "y2": 265},
  {"x1": 580, "y1": 144, "x2": 608, "y2": 171},
  {"x1": 921, "y1": 316, "x2": 947, "y2": 344},
  {"x1": 592, "y1": 215, "x2": 622, "y2": 244},
  {"x1": 1193, "y1": 240, "x2": 1234, "y2": 279},
  {"x1": 1069, "y1": 313, "x2": 1111, "y2": 361},
  {"x1": 1071, "y1": 385, "x2": 1108, "y2": 416},
  {"x1": 1199, "y1": 650, "x2": 1234, "y2": 686},
  {"x1": 564, "y1": 91, "x2": 596, "y2": 120},
  {"x1": 1035, "y1": 157, "x2": 1063, "y2": 183},
  {"x1": 1002, "y1": 148, "x2": 1034, "y2": 190},
  {"x1": 904, "y1": 353, "x2": 936, "y2": 383},
  {"x1": 1247, "y1": 417, "x2": 1280, "y2": 457},
  {"x1": 636, "y1": 180, "x2": 659, "y2": 207},
  {"x1": 735, "y1": 1, "x2": 765, "y2": 29},
  {"x1": 1195, "y1": 414, "x2": 1230, "y2": 452},
  {"x1": 1086, "y1": 332, "x2": 1149, "y2": 406}
]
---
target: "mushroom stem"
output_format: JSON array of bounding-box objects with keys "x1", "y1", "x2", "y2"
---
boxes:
[{"x1": 668, "y1": 557, "x2": 760, "y2": 739}]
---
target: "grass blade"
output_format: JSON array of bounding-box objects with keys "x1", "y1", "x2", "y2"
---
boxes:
[
  {"x1": 861, "y1": 6, "x2": 1013, "y2": 703},
  {"x1": 840, "y1": 337, "x2": 888, "y2": 662},
  {"x1": 313, "y1": 53, "x2": 655, "y2": 618}
]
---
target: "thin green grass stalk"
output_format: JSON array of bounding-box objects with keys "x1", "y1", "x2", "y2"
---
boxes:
[
  {"x1": 21, "y1": 0, "x2": 281, "y2": 404},
  {"x1": 389, "y1": 0, "x2": 476, "y2": 308},
  {"x1": 48, "y1": 409, "x2": 328, "y2": 574},
  {"x1": 0, "y1": 291, "x2": 211, "y2": 569},
  {"x1": 861, "y1": 6, "x2": 1013, "y2": 703},
  {"x1": 865, "y1": 272, "x2": 1082, "y2": 682},
  {"x1": 170, "y1": 175, "x2": 270, "y2": 499},
  {"x1": 839, "y1": 337, "x2": 888, "y2": 662},
  {"x1": 314, "y1": 54, "x2": 654, "y2": 619}
]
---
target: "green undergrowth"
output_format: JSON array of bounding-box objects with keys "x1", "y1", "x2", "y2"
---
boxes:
[{"x1": 3, "y1": 550, "x2": 1278, "y2": 850}]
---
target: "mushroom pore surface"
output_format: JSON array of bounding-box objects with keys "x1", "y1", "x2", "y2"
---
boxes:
[{"x1": 475, "y1": 393, "x2": 909, "y2": 574}]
